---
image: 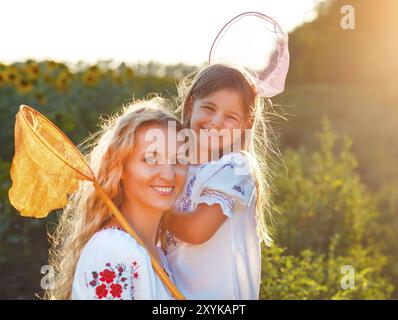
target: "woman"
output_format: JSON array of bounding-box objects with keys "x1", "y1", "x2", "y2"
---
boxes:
[{"x1": 46, "y1": 98, "x2": 188, "y2": 300}]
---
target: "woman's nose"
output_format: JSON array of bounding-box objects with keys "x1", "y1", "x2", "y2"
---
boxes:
[{"x1": 159, "y1": 163, "x2": 176, "y2": 181}]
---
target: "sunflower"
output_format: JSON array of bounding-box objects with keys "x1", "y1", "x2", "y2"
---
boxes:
[
  {"x1": 82, "y1": 69, "x2": 100, "y2": 87},
  {"x1": 26, "y1": 62, "x2": 40, "y2": 81},
  {"x1": 16, "y1": 78, "x2": 33, "y2": 94},
  {"x1": 45, "y1": 60, "x2": 58, "y2": 71},
  {"x1": 3, "y1": 66, "x2": 20, "y2": 85},
  {"x1": 55, "y1": 71, "x2": 70, "y2": 92}
]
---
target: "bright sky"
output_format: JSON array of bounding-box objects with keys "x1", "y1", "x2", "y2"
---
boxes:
[{"x1": 1, "y1": 0, "x2": 320, "y2": 66}]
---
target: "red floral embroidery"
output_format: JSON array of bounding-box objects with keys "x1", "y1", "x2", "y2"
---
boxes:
[
  {"x1": 130, "y1": 261, "x2": 139, "y2": 299},
  {"x1": 96, "y1": 284, "x2": 108, "y2": 299},
  {"x1": 100, "y1": 269, "x2": 116, "y2": 284},
  {"x1": 86, "y1": 261, "x2": 140, "y2": 300},
  {"x1": 110, "y1": 283, "x2": 123, "y2": 298}
]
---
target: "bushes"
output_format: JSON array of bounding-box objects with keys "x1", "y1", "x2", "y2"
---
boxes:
[
  {"x1": 260, "y1": 119, "x2": 394, "y2": 299},
  {"x1": 274, "y1": 118, "x2": 377, "y2": 254},
  {"x1": 260, "y1": 241, "x2": 393, "y2": 300}
]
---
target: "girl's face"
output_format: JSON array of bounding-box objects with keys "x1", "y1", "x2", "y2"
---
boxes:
[
  {"x1": 187, "y1": 88, "x2": 249, "y2": 160},
  {"x1": 122, "y1": 123, "x2": 188, "y2": 214}
]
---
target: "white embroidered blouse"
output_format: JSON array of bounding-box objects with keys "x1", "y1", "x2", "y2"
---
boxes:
[
  {"x1": 166, "y1": 152, "x2": 261, "y2": 300},
  {"x1": 72, "y1": 228, "x2": 174, "y2": 300}
]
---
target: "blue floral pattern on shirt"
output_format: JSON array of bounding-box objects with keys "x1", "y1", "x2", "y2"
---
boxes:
[
  {"x1": 232, "y1": 185, "x2": 245, "y2": 196},
  {"x1": 175, "y1": 169, "x2": 198, "y2": 212}
]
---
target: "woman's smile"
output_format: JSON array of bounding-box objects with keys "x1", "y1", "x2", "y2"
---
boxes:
[
  {"x1": 151, "y1": 185, "x2": 175, "y2": 196},
  {"x1": 122, "y1": 123, "x2": 187, "y2": 212}
]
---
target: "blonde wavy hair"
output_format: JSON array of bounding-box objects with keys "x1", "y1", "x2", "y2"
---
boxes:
[
  {"x1": 46, "y1": 97, "x2": 183, "y2": 300},
  {"x1": 176, "y1": 63, "x2": 285, "y2": 245}
]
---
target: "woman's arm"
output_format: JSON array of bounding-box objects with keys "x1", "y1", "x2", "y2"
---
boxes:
[{"x1": 167, "y1": 203, "x2": 227, "y2": 245}]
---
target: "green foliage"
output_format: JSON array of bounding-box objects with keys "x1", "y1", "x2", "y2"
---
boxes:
[
  {"x1": 273, "y1": 83, "x2": 398, "y2": 191},
  {"x1": 274, "y1": 118, "x2": 377, "y2": 254},
  {"x1": 372, "y1": 184, "x2": 398, "y2": 297},
  {"x1": 260, "y1": 242, "x2": 393, "y2": 300},
  {"x1": 0, "y1": 158, "x2": 44, "y2": 265},
  {"x1": 260, "y1": 119, "x2": 394, "y2": 299},
  {"x1": 0, "y1": 159, "x2": 12, "y2": 267}
]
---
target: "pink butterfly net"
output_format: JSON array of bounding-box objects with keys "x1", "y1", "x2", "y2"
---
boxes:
[{"x1": 208, "y1": 11, "x2": 290, "y2": 97}]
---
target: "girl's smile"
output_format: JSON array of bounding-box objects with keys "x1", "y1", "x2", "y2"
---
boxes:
[{"x1": 187, "y1": 88, "x2": 249, "y2": 161}]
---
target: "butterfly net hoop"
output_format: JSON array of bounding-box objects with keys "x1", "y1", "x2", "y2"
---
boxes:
[{"x1": 208, "y1": 11, "x2": 289, "y2": 97}]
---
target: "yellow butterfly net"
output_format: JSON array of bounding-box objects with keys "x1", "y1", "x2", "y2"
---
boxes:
[{"x1": 8, "y1": 104, "x2": 185, "y2": 300}]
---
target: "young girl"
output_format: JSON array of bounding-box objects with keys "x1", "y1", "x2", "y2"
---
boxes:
[
  {"x1": 165, "y1": 64, "x2": 276, "y2": 299},
  {"x1": 47, "y1": 98, "x2": 188, "y2": 300}
]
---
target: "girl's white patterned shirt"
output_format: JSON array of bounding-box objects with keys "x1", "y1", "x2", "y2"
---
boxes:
[{"x1": 166, "y1": 152, "x2": 261, "y2": 300}]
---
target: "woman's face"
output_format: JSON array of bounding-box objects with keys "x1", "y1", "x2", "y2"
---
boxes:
[
  {"x1": 187, "y1": 88, "x2": 249, "y2": 160},
  {"x1": 122, "y1": 123, "x2": 188, "y2": 214}
]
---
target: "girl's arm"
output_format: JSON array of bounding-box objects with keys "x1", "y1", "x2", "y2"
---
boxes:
[
  {"x1": 166, "y1": 153, "x2": 254, "y2": 245},
  {"x1": 167, "y1": 204, "x2": 227, "y2": 245}
]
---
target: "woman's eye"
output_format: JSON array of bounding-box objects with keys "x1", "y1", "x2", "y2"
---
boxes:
[
  {"x1": 144, "y1": 156, "x2": 157, "y2": 165},
  {"x1": 175, "y1": 154, "x2": 188, "y2": 165}
]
